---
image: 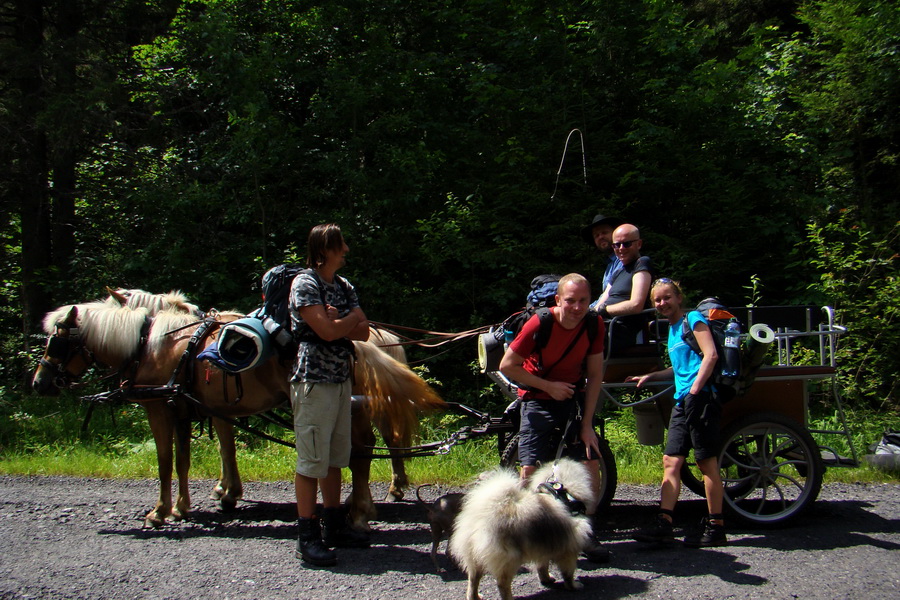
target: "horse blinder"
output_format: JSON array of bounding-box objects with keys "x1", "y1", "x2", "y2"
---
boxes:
[{"x1": 39, "y1": 324, "x2": 91, "y2": 387}]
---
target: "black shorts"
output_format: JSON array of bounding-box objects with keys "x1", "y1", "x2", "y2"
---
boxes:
[
  {"x1": 518, "y1": 397, "x2": 600, "y2": 466},
  {"x1": 664, "y1": 390, "x2": 721, "y2": 461}
]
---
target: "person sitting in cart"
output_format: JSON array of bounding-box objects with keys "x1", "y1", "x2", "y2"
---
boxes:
[
  {"x1": 580, "y1": 212, "x2": 626, "y2": 296},
  {"x1": 591, "y1": 223, "x2": 655, "y2": 355},
  {"x1": 499, "y1": 273, "x2": 610, "y2": 563},
  {"x1": 627, "y1": 277, "x2": 728, "y2": 548}
]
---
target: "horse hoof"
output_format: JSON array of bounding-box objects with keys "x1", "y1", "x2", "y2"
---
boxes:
[
  {"x1": 349, "y1": 517, "x2": 373, "y2": 533},
  {"x1": 144, "y1": 514, "x2": 165, "y2": 529},
  {"x1": 219, "y1": 495, "x2": 238, "y2": 512},
  {"x1": 384, "y1": 489, "x2": 405, "y2": 502},
  {"x1": 210, "y1": 486, "x2": 225, "y2": 500}
]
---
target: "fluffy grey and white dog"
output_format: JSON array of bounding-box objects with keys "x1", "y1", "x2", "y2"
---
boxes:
[{"x1": 449, "y1": 458, "x2": 596, "y2": 600}]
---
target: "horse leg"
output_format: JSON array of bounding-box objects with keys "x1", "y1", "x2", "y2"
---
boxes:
[
  {"x1": 143, "y1": 402, "x2": 175, "y2": 528},
  {"x1": 375, "y1": 416, "x2": 409, "y2": 502},
  {"x1": 386, "y1": 450, "x2": 409, "y2": 502},
  {"x1": 210, "y1": 417, "x2": 243, "y2": 511},
  {"x1": 347, "y1": 399, "x2": 377, "y2": 532},
  {"x1": 171, "y1": 415, "x2": 192, "y2": 521}
]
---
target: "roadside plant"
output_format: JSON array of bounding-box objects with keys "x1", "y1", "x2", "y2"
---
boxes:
[{"x1": 806, "y1": 208, "x2": 900, "y2": 410}]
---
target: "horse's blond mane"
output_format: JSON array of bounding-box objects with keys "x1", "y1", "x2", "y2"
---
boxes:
[
  {"x1": 109, "y1": 288, "x2": 201, "y2": 316},
  {"x1": 78, "y1": 305, "x2": 151, "y2": 362},
  {"x1": 42, "y1": 302, "x2": 108, "y2": 335},
  {"x1": 146, "y1": 309, "x2": 204, "y2": 353}
]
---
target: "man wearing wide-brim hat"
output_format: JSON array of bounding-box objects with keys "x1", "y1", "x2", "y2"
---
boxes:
[{"x1": 581, "y1": 213, "x2": 625, "y2": 308}]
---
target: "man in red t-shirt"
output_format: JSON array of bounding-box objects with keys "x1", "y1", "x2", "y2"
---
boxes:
[{"x1": 499, "y1": 273, "x2": 609, "y2": 562}]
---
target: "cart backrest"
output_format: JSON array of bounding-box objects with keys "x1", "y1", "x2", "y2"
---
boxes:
[
  {"x1": 646, "y1": 305, "x2": 823, "y2": 340},
  {"x1": 727, "y1": 305, "x2": 820, "y2": 332}
]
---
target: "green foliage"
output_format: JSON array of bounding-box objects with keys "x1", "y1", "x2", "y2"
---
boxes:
[
  {"x1": 805, "y1": 208, "x2": 900, "y2": 408},
  {"x1": 5, "y1": 0, "x2": 900, "y2": 416}
]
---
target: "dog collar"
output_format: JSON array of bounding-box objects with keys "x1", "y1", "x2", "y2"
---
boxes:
[{"x1": 537, "y1": 481, "x2": 586, "y2": 516}]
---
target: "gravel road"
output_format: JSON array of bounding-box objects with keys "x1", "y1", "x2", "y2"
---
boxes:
[{"x1": 1, "y1": 476, "x2": 898, "y2": 600}]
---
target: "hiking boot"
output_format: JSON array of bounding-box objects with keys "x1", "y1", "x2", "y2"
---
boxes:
[
  {"x1": 683, "y1": 516, "x2": 728, "y2": 548},
  {"x1": 634, "y1": 514, "x2": 675, "y2": 544},
  {"x1": 296, "y1": 517, "x2": 337, "y2": 567},
  {"x1": 582, "y1": 532, "x2": 611, "y2": 563},
  {"x1": 321, "y1": 507, "x2": 370, "y2": 549}
]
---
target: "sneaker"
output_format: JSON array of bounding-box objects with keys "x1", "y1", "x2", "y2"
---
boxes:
[
  {"x1": 683, "y1": 516, "x2": 727, "y2": 548},
  {"x1": 582, "y1": 532, "x2": 611, "y2": 563},
  {"x1": 634, "y1": 514, "x2": 675, "y2": 544}
]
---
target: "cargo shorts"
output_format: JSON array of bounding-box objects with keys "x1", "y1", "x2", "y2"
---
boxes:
[{"x1": 291, "y1": 380, "x2": 352, "y2": 479}]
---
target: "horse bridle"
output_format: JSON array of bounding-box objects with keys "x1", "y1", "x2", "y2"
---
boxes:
[{"x1": 39, "y1": 322, "x2": 95, "y2": 388}]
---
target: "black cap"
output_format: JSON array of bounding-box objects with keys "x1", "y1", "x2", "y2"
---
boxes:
[{"x1": 581, "y1": 214, "x2": 625, "y2": 246}]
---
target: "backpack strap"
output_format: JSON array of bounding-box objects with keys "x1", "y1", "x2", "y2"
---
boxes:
[
  {"x1": 533, "y1": 307, "x2": 555, "y2": 350},
  {"x1": 531, "y1": 308, "x2": 592, "y2": 382},
  {"x1": 681, "y1": 311, "x2": 703, "y2": 356},
  {"x1": 534, "y1": 308, "x2": 600, "y2": 350}
]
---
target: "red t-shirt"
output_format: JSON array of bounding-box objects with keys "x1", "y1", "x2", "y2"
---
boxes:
[{"x1": 509, "y1": 307, "x2": 606, "y2": 400}]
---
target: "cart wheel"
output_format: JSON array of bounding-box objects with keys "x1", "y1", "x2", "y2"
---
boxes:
[
  {"x1": 681, "y1": 411, "x2": 823, "y2": 527},
  {"x1": 499, "y1": 432, "x2": 619, "y2": 513}
]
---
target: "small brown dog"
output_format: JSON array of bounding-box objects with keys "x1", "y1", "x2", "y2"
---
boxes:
[{"x1": 416, "y1": 484, "x2": 465, "y2": 573}]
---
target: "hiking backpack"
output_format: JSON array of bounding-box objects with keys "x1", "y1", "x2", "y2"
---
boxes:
[
  {"x1": 255, "y1": 263, "x2": 306, "y2": 348},
  {"x1": 255, "y1": 264, "x2": 351, "y2": 350},
  {"x1": 497, "y1": 274, "x2": 563, "y2": 347},
  {"x1": 680, "y1": 297, "x2": 744, "y2": 402},
  {"x1": 504, "y1": 274, "x2": 600, "y2": 372}
]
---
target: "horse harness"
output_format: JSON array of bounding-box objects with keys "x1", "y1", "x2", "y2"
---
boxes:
[{"x1": 50, "y1": 313, "x2": 251, "y2": 423}]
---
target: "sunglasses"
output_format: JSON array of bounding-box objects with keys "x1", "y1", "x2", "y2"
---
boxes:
[{"x1": 612, "y1": 239, "x2": 639, "y2": 249}]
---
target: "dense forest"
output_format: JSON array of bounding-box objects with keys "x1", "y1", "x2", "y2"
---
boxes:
[{"x1": 2, "y1": 0, "x2": 898, "y2": 409}]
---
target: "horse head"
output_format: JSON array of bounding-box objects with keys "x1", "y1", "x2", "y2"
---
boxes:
[
  {"x1": 33, "y1": 306, "x2": 94, "y2": 395},
  {"x1": 32, "y1": 302, "x2": 151, "y2": 395}
]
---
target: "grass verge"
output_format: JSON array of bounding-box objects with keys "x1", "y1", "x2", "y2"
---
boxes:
[{"x1": 1, "y1": 391, "x2": 898, "y2": 485}]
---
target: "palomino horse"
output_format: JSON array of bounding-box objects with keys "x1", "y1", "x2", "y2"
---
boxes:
[
  {"x1": 102, "y1": 288, "x2": 428, "y2": 525},
  {"x1": 32, "y1": 297, "x2": 444, "y2": 530},
  {"x1": 102, "y1": 288, "x2": 426, "y2": 517}
]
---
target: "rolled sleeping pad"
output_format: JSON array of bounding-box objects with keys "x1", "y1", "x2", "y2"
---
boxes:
[
  {"x1": 740, "y1": 323, "x2": 775, "y2": 393},
  {"x1": 216, "y1": 317, "x2": 273, "y2": 372}
]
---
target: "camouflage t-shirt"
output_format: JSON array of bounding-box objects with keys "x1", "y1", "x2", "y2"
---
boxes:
[{"x1": 288, "y1": 271, "x2": 360, "y2": 383}]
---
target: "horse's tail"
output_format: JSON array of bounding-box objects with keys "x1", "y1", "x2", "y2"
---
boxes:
[
  {"x1": 368, "y1": 326, "x2": 407, "y2": 364},
  {"x1": 352, "y1": 340, "x2": 445, "y2": 445}
]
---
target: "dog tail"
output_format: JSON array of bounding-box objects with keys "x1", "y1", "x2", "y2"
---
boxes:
[{"x1": 415, "y1": 483, "x2": 434, "y2": 506}]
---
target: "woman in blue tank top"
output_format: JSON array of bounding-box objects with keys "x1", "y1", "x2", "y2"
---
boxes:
[{"x1": 626, "y1": 278, "x2": 728, "y2": 548}]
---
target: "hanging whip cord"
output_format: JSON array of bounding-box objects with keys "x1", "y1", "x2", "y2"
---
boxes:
[{"x1": 550, "y1": 128, "x2": 587, "y2": 201}]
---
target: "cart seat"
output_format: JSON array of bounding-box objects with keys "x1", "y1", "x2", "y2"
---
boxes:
[
  {"x1": 604, "y1": 350, "x2": 663, "y2": 383},
  {"x1": 754, "y1": 364, "x2": 836, "y2": 380}
]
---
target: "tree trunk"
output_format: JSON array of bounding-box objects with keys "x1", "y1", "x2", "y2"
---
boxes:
[
  {"x1": 12, "y1": 0, "x2": 53, "y2": 338},
  {"x1": 49, "y1": 0, "x2": 80, "y2": 269}
]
